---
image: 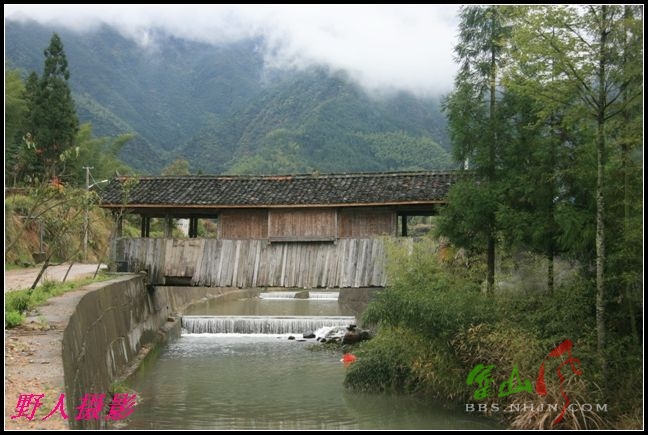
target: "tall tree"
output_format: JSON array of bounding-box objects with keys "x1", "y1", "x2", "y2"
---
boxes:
[
  {"x1": 4, "y1": 67, "x2": 29, "y2": 186},
  {"x1": 613, "y1": 5, "x2": 643, "y2": 349},
  {"x1": 494, "y1": 88, "x2": 564, "y2": 294},
  {"x1": 25, "y1": 33, "x2": 79, "y2": 181},
  {"x1": 441, "y1": 5, "x2": 514, "y2": 294},
  {"x1": 515, "y1": 5, "x2": 643, "y2": 377},
  {"x1": 496, "y1": 8, "x2": 588, "y2": 295}
]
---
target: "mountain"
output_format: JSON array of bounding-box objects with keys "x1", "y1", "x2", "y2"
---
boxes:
[
  {"x1": 5, "y1": 20, "x2": 454, "y2": 174},
  {"x1": 182, "y1": 70, "x2": 453, "y2": 174}
]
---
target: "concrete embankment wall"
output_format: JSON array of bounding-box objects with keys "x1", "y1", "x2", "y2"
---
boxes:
[
  {"x1": 338, "y1": 287, "x2": 382, "y2": 324},
  {"x1": 61, "y1": 274, "x2": 256, "y2": 429}
]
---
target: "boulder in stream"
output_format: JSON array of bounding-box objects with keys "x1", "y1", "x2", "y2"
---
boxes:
[{"x1": 342, "y1": 327, "x2": 374, "y2": 344}]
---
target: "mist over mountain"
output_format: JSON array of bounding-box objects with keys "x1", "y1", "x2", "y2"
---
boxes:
[{"x1": 6, "y1": 19, "x2": 454, "y2": 174}]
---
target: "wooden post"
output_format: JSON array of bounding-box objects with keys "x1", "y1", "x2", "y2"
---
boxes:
[
  {"x1": 164, "y1": 214, "x2": 172, "y2": 238},
  {"x1": 401, "y1": 215, "x2": 408, "y2": 237},
  {"x1": 109, "y1": 211, "x2": 123, "y2": 267},
  {"x1": 116, "y1": 214, "x2": 123, "y2": 238}
]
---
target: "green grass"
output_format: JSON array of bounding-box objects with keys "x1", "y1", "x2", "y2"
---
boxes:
[
  {"x1": 4, "y1": 272, "x2": 112, "y2": 328},
  {"x1": 4, "y1": 262, "x2": 29, "y2": 271},
  {"x1": 110, "y1": 380, "x2": 138, "y2": 396},
  {"x1": 345, "y1": 236, "x2": 642, "y2": 429}
]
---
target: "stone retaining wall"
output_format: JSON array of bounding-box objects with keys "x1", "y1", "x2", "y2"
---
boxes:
[{"x1": 61, "y1": 274, "x2": 256, "y2": 429}]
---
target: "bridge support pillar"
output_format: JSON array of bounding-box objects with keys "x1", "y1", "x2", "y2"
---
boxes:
[
  {"x1": 163, "y1": 214, "x2": 172, "y2": 238},
  {"x1": 401, "y1": 214, "x2": 408, "y2": 237},
  {"x1": 140, "y1": 216, "x2": 150, "y2": 238}
]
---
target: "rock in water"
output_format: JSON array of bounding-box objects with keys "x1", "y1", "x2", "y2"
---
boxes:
[{"x1": 342, "y1": 327, "x2": 373, "y2": 344}]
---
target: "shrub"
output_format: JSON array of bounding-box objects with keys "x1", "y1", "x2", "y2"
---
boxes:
[
  {"x1": 6, "y1": 291, "x2": 33, "y2": 313},
  {"x1": 41, "y1": 279, "x2": 57, "y2": 293},
  {"x1": 5, "y1": 310, "x2": 25, "y2": 328},
  {"x1": 345, "y1": 326, "x2": 468, "y2": 401},
  {"x1": 363, "y1": 241, "x2": 491, "y2": 340},
  {"x1": 347, "y1": 236, "x2": 635, "y2": 427},
  {"x1": 344, "y1": 327, "x2": 421, "y2": 393}
]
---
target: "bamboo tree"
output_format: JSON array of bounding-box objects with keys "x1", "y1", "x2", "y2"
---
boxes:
[
  {"x1": 516, "y1": 5, "x2": 643, "y2": 377},
  {"x1": 5, "y1": 68, "x2": 29, "y2": 185},
  {"x1": 63, "y1": 123, "x2": 134, "y2": 186},
  {"x1": 441, "y1": 5, "x2": 514, "y2": 294},
  {"x1": 499, "y1": 9, "x2": 585, "y2": 295},
  {"x1": 616, "y1": 5, "x2": 643, "y2": 348},
  {"x1": 494, "y1": 87, "x2": 563, "y2": 295}
]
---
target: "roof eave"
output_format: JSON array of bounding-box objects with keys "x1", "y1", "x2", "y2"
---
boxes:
[{"x1": 99, "y1": 200, "x2": 447, "y2": 209}]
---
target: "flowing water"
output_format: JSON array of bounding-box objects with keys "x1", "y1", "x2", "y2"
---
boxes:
[{"x1": 124, "y1": 292, "x2": 498, "y2": 430}]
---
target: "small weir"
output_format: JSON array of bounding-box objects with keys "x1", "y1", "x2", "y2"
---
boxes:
[
  {"x1": 182, "y1": 315, "x2": 355, "y2": 334},
  {"x1": 125, "y1": 292, "x2": 498, "y2": 429},
  {"x1": 259, "y1": 291, "x2": 340, "y2": 300},
  {"x1": 259, "y1": 291, "x2": 299, "y2": 299},
  {"x1": 309, "y1": 291, "x2": 339, "y2": 300}
]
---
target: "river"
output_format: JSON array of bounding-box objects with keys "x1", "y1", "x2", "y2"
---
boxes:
[{"x1": 124, "y1": 292, "x2": 497, "y2": 430}]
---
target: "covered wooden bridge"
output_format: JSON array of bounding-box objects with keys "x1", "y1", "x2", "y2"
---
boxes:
[{"x1": 99, "y1": 171, "x2": 460, "y2": 288}]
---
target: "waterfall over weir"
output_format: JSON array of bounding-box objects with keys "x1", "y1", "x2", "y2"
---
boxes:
[
  {"x1": 259, "y1": 292, "x2": 298, "y2": 300},
  {"x1": 259, "y1": 291, "x2": 340, "y2": 300},
  {"x1": 128, "y1": 295, "x2": 500, "y2": 430},
  {"x1": 309, "y1": 292, "x2": 339, "y2": 300},
  {"x1": 182, "y1": 315, "x2": 355, "y2": 335}
]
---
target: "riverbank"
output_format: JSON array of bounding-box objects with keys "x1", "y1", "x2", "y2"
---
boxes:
[
  {"x1": 344, "y1": 240, "x2": 643, "y2": 430},
  {"x1": 5, "y1": 286, "x2": 95, "y2": 430},
  {"x1": 4, "y1": 274, "x2": 265, "y2": 430}
]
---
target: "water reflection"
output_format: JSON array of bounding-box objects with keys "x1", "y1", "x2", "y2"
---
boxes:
[
  {"x1": 125, "y1": 297, "x2": 499, "y2": 430},
  {"x1": 185, "y1": 296, "x2": 355, "y2": 317}
]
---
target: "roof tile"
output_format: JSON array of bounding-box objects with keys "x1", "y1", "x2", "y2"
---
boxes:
[{"x1": 99, "y1": 171, "x2": 461, "y2": 208}]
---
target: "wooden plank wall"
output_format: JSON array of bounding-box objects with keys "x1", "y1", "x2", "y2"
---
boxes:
[
  {"x1": 268, "y1": 208, "x2": 337, "y2": 239},
  {"x1": 219, "y1": 209, "x2": 268, "y2": 239},
  {"x1": 116, "y1": 238, "x2": 390, "y2": 288},
  {"x1": 338, "y1": 208, "x2": 396, "y2": 238}
]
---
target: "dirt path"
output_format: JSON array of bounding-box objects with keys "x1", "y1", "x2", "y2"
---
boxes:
[
  {"x1": 5, "y1": 329, "x2": 69, "y2": 430},
  {"x1": 5, "y1": 264, "x2": 106, "y2": 429},
  {"x1": 4, "y1": 263, "x2": 106, "y2": 293},
  {"x1": 4, "y1": 284, "x2": 99, "y2": 430}
]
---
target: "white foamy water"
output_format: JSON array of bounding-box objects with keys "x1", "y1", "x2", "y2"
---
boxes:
[
  {"x1": 181, "y1": 315, "x2": 355, "y2": 334},
  {"x1": 259, "y1": 291, "x2": 298, "y2": 300}
]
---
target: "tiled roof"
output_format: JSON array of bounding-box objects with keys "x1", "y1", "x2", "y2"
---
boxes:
[{"x1": 99, "y1": 171, "x2": 461, "y2": 208}]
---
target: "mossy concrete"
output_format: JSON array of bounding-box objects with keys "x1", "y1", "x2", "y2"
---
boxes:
[
  {"x1": 338, "y1": 287, "x2": 382, "y2": 325},
  {"x1": 61, "y1": 273, "x2": 256, "y2": 429}
]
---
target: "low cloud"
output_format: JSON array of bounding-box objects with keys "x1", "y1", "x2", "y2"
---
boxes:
[{"x1": 5, "y1": 4, "x2": 459, "y2": 97}]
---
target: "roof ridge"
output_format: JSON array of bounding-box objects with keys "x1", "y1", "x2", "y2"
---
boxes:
[
  {"x1": 120, "y1": 170, "x2": 461, "y2": 181},
  {"x1": 101, "y1": 170, "x2": 462, "y2": 208}
]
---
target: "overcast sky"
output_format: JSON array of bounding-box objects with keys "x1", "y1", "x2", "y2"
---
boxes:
[{"x1": 5, "y1": 4, "x2": 460, "y2": 97}]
